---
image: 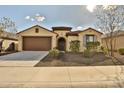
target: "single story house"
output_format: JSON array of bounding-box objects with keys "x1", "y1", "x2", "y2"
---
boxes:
[
  {"x1": 0, "y1": 30, "x2": 18, "y2": 51},
  {"x1": 17, "y1": 25, "x2": 103, "y2": 52}
]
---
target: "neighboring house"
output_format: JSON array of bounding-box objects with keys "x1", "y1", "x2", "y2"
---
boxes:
[
  {"x1": 102, "y1": 31, "x2": 124, "y2": 50},
  {"x1": 0, "y1": 30, "x2": 18, "y2": 51},
  {"x1": 17, "y1": 25, "x2": 103, "y2": 52}
]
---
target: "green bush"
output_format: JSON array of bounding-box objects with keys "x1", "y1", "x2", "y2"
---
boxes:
[
  {"x1": 83, "y1": 49, "x2": 97, "y2": 58},
  {"x1": 100, "y1": 46, "x2": 108, "y2": 54},
  {"x1": 86, "y1": 41, "x2": 100, "y2": 50},
  {"x1": 49, "y1": 48, "x2": 60, "y2": 57},
  {"x1": 118, "y1": 48, "x2": 124, "y2": 55},
  {"x1": 70, "y1": 40, "x2": 80, "y2": 53},
  {"x1": 83, "y1": 49, "x2": 90, "y2": 58}
]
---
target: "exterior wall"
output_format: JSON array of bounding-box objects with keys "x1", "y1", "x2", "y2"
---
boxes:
[
  {"x1": 55, "y1": 29, "x2": 102, "y2": 52},
  {"x1": 54, "y1": 30, "x2": 70, "y2": 51},
  {"x1": 66, "y1": 36, "x2": 79, "y2": 51},
  {"x1": 78, "y1": 29, "x2": 102, "y2": 52},
  {"x1": 18, "y1": 26, "x2": 57, "y2": 51},
  {"x1": 18, "y1": 26, "x2": 102, "y2": 52},
  {"x1": 102, "y1": 35, "x2": 124, "y2": 50},
  {"x1": 1, "y1": 39, "x2": 18, "y2": 51}
]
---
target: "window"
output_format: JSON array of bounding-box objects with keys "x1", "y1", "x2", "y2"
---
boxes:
[
  {"x1": 35, "y1": 28, "x2": 39, "y2": 33},
  {"x1": 86, "y1": 35, "x2": 95, "y2": 43}
]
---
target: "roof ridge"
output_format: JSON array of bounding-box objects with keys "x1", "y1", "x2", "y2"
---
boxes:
[{"x1": 17, "y1": 24, "x2": 58, "y2": 35}]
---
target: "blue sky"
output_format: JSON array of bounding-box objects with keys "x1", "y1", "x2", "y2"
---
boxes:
[{"x1": 0, "y1": 5, "x2": 97, "y2": 32}]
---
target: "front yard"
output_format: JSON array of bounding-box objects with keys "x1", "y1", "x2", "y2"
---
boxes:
[{"x1": 35, "y1": 52, "x2": 124, "y2": 67}]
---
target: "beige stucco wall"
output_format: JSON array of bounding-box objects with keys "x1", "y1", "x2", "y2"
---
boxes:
[
  {"x1": 102, "y1": 35, "x2": 124, "y2": 50},
  {"x1": 66, "y1": 36, "x2": 79, "y2": 51},
  {"x1": 17, "y1": 26, "x2": 57, "y2": 51},
  {"x1": 54, "y1": 29, "x2": 102, "y2": 52},
  {"x1": 78, "y1": 29, "x2": 102, "y2": 52},
  {"x1": 1, "y1": 39, "x2": 18, "y2": 51},
  {"x1": 18, "y1": 26, "x2": 102, "y2": 52}
]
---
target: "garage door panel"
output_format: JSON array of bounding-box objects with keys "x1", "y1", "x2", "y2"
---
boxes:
[{"x1": 23, "y1": 37, "x2": 51, "y2": 51}]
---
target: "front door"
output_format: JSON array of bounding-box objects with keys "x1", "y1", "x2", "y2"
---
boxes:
[{"x1": 58, "y1": 38, "x2": 66, "y2": 51}]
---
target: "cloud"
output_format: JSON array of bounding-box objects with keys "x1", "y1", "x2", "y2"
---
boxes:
[
  {"x1": 25, "y1": 13, "x2": 45, "y2": 22},
  {"x1": 31, "y1": 18, "x2": 35, "y2": 21},
  {"x1": 25, "y1": 16, "x2": 30, "y2": 19},
  {"x1": 36, "y1": 16, "x2": 45, "y2": 22},
  {"x1": 77, "y1": 26, "x2": 83, "y2": 30},
  {"x1": 36, "y1": 13, "x2": 40, "y2": 16},
  {"x1": 86, "y1": 5, "x2": 96, "y2": 12}
]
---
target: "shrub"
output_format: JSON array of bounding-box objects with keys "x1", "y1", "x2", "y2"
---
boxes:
[
  {"x1": 101, "y1": 46, "x2": 108, "y2": 54},
  {"x1": 70, "y1": 40, "x2": 80, "y2": 53},
  {"x1": 49, "y1": 48, "x2": 60, "y2": 57},
  {"x1": 83, "y1": 49, "x2": 97, "y2": 58},
  {"x1": 86, "y1": 41, "x2": 100, "y2": 50},
  {"x1": 83, "y1": 49, "x2": 91, "y2": 58},
  {"x1": 118, "y1": 48, "x2": 124, "y2": 55}
]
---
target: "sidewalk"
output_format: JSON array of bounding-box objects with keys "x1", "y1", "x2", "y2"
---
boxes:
[{"x1": 0, "y1": 66, "x2": 124, "y2": 88}]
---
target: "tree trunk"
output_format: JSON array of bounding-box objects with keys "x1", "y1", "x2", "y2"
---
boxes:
[
  {"x1": 110, "y1": 34, "x2": 114, "y2": 57},
  {"x1": 105, "y1": 38, "x2": 111, "y2": 56}
]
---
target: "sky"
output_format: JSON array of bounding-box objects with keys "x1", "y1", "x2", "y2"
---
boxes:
[{"x1": 0, "y1": 5, "x2": 97, "y2": 32}]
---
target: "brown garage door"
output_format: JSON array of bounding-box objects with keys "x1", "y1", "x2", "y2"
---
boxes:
[{"x1": 23, "y1": 37, "x2": 51, "y2": 51}]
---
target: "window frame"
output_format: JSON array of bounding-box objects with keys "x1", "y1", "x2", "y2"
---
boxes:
[{"x1": 86, "y1": 35, "x2": 95, "y2": 43}]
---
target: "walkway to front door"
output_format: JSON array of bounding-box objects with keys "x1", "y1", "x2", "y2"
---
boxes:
[{"x1": 57, "y1": 37, "x2": 66, "y2": 51}]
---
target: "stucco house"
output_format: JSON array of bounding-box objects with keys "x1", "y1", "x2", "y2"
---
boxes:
[
  {"x1": 17, "y1": 25, "x2": 103, "y2": 52},
  {"x1": 0, "y1": 30, "x2": 18, "y2": 51}
]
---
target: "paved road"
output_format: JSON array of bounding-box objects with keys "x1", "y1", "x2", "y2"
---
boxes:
[
  {"x1": 0, "y1": 66, "x2": 123, "y2": 88},
  {"x1": 0, "y1": 51, "x2": 49, "y2": 66}
]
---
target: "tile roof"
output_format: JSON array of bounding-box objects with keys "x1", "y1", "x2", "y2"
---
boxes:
[
  {"x1": 52, "y1": 27, "x2": 72, "y2": 31},
  {"x1": 17, "y1": 25, "x2": 58, "y2": 35},
  {"x1": 66, "y1": 31, "x2": 81, "y2": 36},
  {"x1": 66, "y1": 28, "x2": 103, "y2": 36}
]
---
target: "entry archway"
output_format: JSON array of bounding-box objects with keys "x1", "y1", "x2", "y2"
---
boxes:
[{"x1": 57, "y1": 37, "x2": 66, "y2": 51}]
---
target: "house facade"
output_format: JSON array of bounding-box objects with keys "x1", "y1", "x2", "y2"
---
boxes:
[
  {"x1": 0, "y1": 30, "x2": 18, "y2": 51},
  {"x1": 17, "y1": 25, "x2": 103, "y2": 52}
]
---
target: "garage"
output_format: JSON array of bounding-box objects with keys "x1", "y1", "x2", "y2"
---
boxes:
[{"x1": 23, "y1": 37, "x2": 51, "y2": 51}]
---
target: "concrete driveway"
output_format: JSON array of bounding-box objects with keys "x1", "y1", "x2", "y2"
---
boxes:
[{"x1": 0, "y1": 51, "x2": 49, "y2": 67}]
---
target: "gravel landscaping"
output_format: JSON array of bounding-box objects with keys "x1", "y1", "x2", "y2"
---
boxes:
[{"x1": 35, "y1": 52, "x2": 124, "y2": 67}]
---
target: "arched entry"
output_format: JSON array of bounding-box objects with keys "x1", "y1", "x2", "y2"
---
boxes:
[
  {"x1": 57, "y1": 37, "x2": 66, "y2": 51},
  {"x1": 6, "y1": 42, "x2": 15, "y2": 51}
]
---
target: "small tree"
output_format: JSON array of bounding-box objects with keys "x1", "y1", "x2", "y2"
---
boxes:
[
  {"x1": 95, "y1": 5, "x2": 124, "y2": 56},
  {"x1": 49, "y1": 47, "x2": 60, "y2": 58},
  {"x1": 0, "y1": 17, "x2": 17, "y2": 52},
  {"x1": 0, "y1": 17, "x2": 17, "y2": 32},
  {"x1": 70, "y1": 40, "x2": 80, "y2": 53}
]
